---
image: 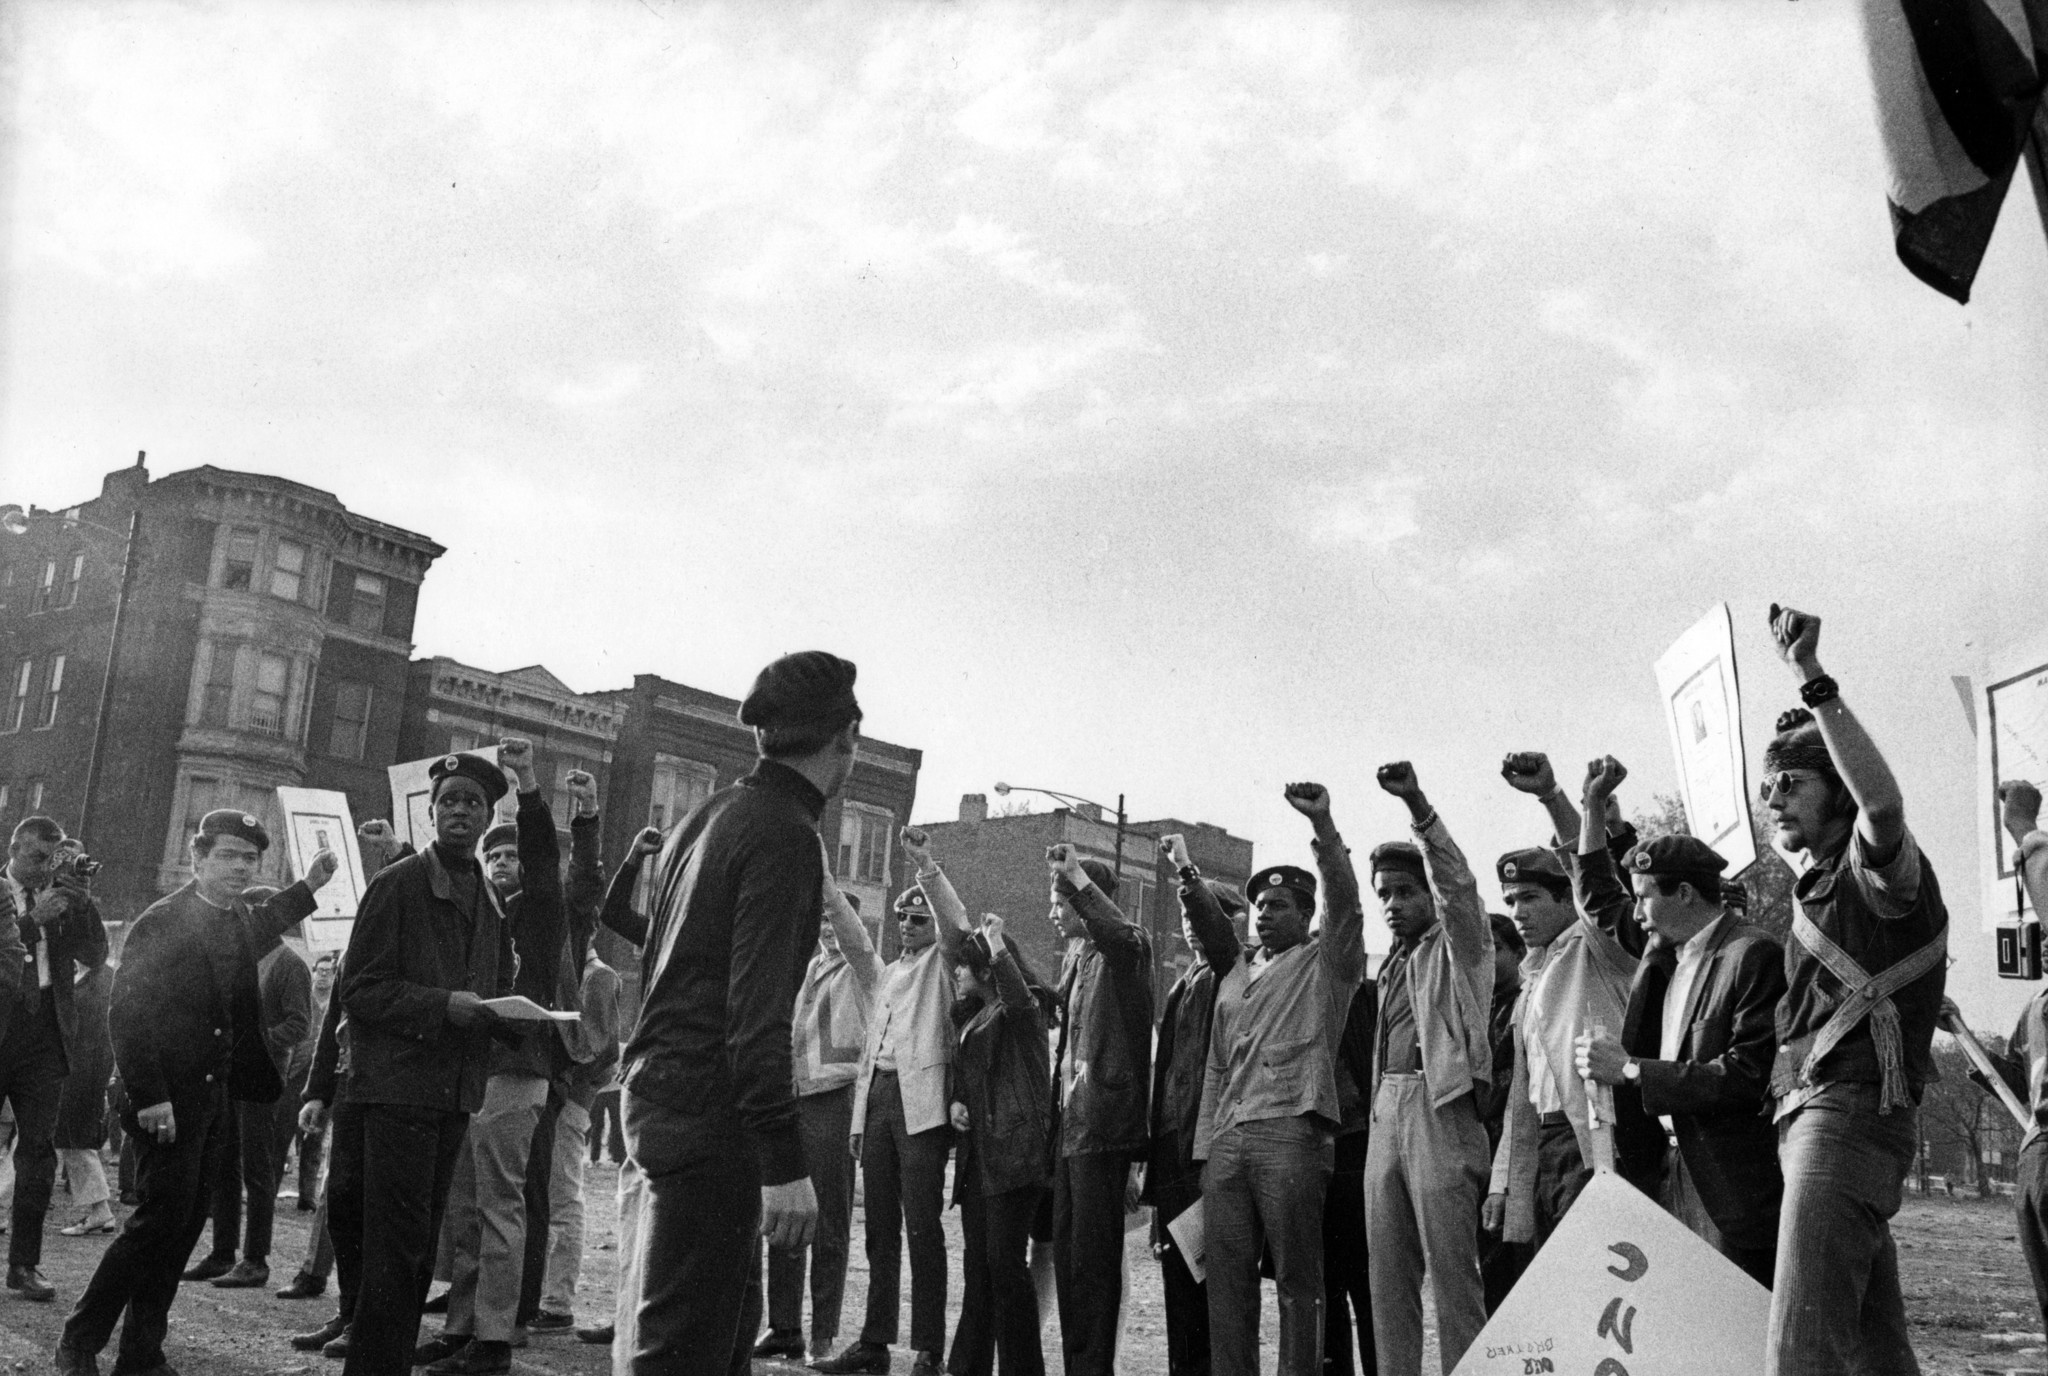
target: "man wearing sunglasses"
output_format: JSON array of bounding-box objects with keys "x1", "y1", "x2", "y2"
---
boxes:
[{"x1": 1758, "y1": 604, "x2": 1948, "y2": 1376}]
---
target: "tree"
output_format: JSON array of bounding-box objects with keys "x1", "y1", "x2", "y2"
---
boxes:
[
  {"x1": 1920, "y1": 1038, "x2": 2023, "y2": 1197},
  {"x1": 1629, "y1": 792, "x2": 1796, "y2": 941}
]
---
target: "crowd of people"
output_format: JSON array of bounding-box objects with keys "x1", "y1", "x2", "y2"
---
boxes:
[{"x1": 1, "y1": 603, "x2": 2040, "y2": 1376}]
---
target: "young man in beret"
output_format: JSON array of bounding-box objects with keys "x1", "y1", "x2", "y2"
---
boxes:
[
  {"x1": 1576, "y1": 832, "x2": 1785, "y2": 1287},
  {"x1": 1190, "y1": 783, "x2": 1365, "y2": 1376},
  {"x1": 1360, "y1": 762, "x2": 1493, "y2": 1376},
  {"x1": 57, "y1": 811, "x2": 336, "y2": 1376},
  {"x1": 1757, "y1": 605, "x2": 1947, "y2": 1376},
  {"x1": 1040, "y1": 840, "x2": 1153, "y2": 1376},
  {"x1": 1485, "y1": 754, "x2": 1659, "y2": 1257},
  {"x1": 329, "y1": 748, "x2": 521, "y2": 1376},
  {"x1": 821, "y1": 835, "x2": 968, "y2": 1376},
  {"x1": 621, "y1": 651, "x2": 860, "y2": 1376}
]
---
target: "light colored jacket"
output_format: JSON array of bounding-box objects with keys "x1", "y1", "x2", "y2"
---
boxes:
[
  {"x1": 1370, "y1": 814, "x2": 1494, "y2": 1111},
  {"x1": 794, "y1": 942, "x2": 884, "y2": 1097},
  {"x1": 851, "y1": 942, "x2": 958, "y2": 1136}
]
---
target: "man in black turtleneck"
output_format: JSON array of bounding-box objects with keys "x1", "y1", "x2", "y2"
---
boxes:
[{"x1": 329, "y1": 747, "x2": 523, "y2": 1376}]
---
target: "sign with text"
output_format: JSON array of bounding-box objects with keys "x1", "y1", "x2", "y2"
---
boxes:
[
  {"x1": 387, "y1": 747, "x2": 515, "y2": 852},
  {"x1": 1978, "y1": 630, "x2": 2048, "y2": 931},
  {"x1": 275, "y1": 786, "x2": 367, "y2": 953},
  {"x1": 1452, "y1": 1173, "x2": 1769, "y2": 1376},
  {"x1": 1654, "y1": 604, "x2": 1759, "y2": 876}
]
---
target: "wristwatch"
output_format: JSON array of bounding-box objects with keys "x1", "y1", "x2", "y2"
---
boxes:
[{"x1": 1622, "y1": 1058, "x2": 1642, "y2": 1084}]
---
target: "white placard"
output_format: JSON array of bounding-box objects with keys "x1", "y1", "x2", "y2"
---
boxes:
[
  {"x1": 1976, "y1": 628, "x2": 2048, "y2": 931},
  {"x1": 1165, "y1": 1201, "x2": 1205, "y2": 1285},
  {"x1": 275, "y1": 786, "x2": 366, "y2": 953},
  {"x1": 387, "y1": 747, "x2": 516, "y2": 851},
  {"x1": 1654, "y1": 604, "x2": 1759, "y2": 876}
]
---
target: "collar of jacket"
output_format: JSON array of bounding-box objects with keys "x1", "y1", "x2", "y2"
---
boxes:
[
  {"x1": 743, "y1": 758, "x2": 827, "y2": 820},
  {"x1": 424, "y1": 843, "x2": 506, "y2": 921}
]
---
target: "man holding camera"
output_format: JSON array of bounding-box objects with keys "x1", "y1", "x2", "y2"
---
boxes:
[{"x1": 2, "y1": 815, "x2": 99, "y2": 1303}]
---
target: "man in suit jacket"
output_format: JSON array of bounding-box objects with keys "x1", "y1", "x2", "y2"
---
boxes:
[
  {"x1": 2, "y1": 814, "x2": 101, "y2": 1302},
  {"x1": 57, "y1": 809, "x2": 335, "y2": 1376},
  {"x1": 1576, "y1": 833, "x2": 1785, "y2": 1288}
]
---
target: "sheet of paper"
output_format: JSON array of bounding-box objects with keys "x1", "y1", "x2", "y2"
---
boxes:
[
  {"x1": 482, "y1": 995, "x2": 580, "y2": 1023},
  {"x1": 1165, "y1": 1200, "x2": 1205, "y2": 1285},
  {"x1": 275, "y1": 786, "x2": 367, "y2": 953},
  {"x1": 1654, "y1": 603, "x2": 1759, "y2": 876}
]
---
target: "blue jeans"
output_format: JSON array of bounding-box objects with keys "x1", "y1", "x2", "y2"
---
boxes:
[
  {"x1": 1202, "y1": 1115, "x2": 1335, "y2": 1376},
  {"x1": 1768, "y1": 1085, "x2": 1920, "y2": 1376}
]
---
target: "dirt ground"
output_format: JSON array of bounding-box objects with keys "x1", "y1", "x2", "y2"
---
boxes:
[{"x1": 0, "y1": 1169, "x2": 2039, "y2": 1376}]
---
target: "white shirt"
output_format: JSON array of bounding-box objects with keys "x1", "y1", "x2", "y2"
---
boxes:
[
  {"x1": 873, "y1": 946, "x2": 931, "y2": 1074},
  {"x1": 1657, "y1": 914, "x2": 1727, "y2": 1133},
  {"x1": 1522, "y1": 945, "x2": 1565, "y2": 1115},
  {"x1": 6, "y1": 871, "x2": 48, "y2": 990}
]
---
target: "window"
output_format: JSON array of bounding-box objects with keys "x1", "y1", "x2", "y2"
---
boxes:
[
  {"x1": 836, "y1": 806, "x2": 894, "y2": 885},
  {"x1": 250, "y1": 652, "x2": 289, "y2": 734},
  {"x1": 637, "y1": 756, "x2": 718, "y2": 907},
  {"x1": 4, "y1": 660, "x2": 28, "y2": 732},
  {"x1": 61, "y1": 553, "x2": 82, "y2": 608},
  {"x1": 271, "y1": 539, "x2": 307, "y2": 602},
  {"x1": 28, "y1": 780, "x2": 44, "y2": 812},
  {"x1": 348, "y1": 572, "x2": 387, "y2": 634},
  {"x1": 36, "y1": 655, "x2": 65, "y2": 729},
  {"x1": 447, "y1": 732, "x2": 477, "y2": 754},
  {"x1": 35, "y1": 558, "x2": 57, "y2": 612},
  {"x1": 0, "y1": 783, "x2": 10, "y2": 815},
  {"x1": 222, "y1": 530, "x2": 257, "y2": 589},
  {"x1": 200, "y1": 643, "x2": 237, "y2": 728},
  {"x1": 328, "y1": 680, "x2": 372, "y2": 760}
]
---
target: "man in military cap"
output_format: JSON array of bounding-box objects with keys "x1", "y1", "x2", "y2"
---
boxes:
[
  {"x1": 621, "y1": 651, "x2": 860, "y2": 1376},
  {"x1": 1360, "y1": 762, "x2": 1492, "y2": 1376},
  {"x1": 1191, "y1": 784, "x2": 1365, "y2": 1376},
  {"x1": 1576, "y1": 833, "x2": 1785, "y2": 1286},
  {"x1": 329, "y1": 745, "x2": 523, "y2": 1376},
  {"x1": 1484, "y1": 754, "x2": 1659, "y2": 1260},
  {"x1": 57, "y1": 810, "x2": 336, "y2": 1376}
]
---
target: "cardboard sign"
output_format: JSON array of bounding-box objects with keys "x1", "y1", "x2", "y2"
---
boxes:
[
  {"x1": 275, "y1": 786, "x2": 367, "y2": 953},
  {"x1": 1451, "y1": 1172, "x2": 1770, "y2": 1376},
  {"x1": 1977, "y1": 630, "x2": 2048, "y2": 931},
  {"x1": 386, "y1": 747, "x2": 515, "y2": 851},
  {"x1": 1654, "y1": 604, "x2": 1759, "y2": 876}
]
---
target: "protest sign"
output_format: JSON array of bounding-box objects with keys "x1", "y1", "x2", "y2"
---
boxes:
[
  {"x1": 1978, "y1": 629, "x2": 2048, "y2": 933},
  {"x1": 275, "y1": 786, "x2": 367, "y2": 953},
  {"x1": 1654, "y1": 604, "x2": 1758, "y2": 876},
  {"x1": 1451, "y1": 1172, "x2": 1769, "y2": 1376},
  {"x1": 387, "y1": 746, "x2": 515, "y2": 851}
]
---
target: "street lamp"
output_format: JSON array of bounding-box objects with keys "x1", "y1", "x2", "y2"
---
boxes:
[{"x1": 994, "y1": 781, "x2": 1129, "y2": 882}]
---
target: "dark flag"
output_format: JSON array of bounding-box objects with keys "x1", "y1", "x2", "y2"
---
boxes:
[{"x1": 1862, "y1": 0, "x2": 2047, "y2": 302}]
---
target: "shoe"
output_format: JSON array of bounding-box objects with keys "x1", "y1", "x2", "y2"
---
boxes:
[
  {"x1": 291, "y1": 1316, "x2": 349, "y2": 1352},
  {"x1": 322, "y1": 1328, "x2": 352, "y2": 1360},
  {"x1": 53, "y1": 1343, "x2": 99, "y2": 1376},
  {"x1": 528, "y1": 1310, "x2": 574, "y2": 1333},
  {"x1": 812, "y1": 1342, "x2": 890, "y2": 1374},
  {"x1": 60, "y1": 1206, "x2": 117, "y2": 1236},
  {"x1": 179, "y1": 1253, "x2": 234, "y2": 1283},
  {"x1": 277, "y1": 1271, "x2": 327, "y2": 1300},
  {"x1": 6, "y1": 1265, "x2": 55, "y2": 1301},
  {"x1": 755, "y1": 1330, "x2": 806, "y2": 1360},
  {"x1": 575, "y1": 1324, "x2": 613, "y2": 1345},
  {"x1": 908, "y1": 1354, "x2": 944, "y2": 1376},
  {"x1": 425, "y1": 1338, "x2": 511, "y2": 1374},
  {"x1": 421, "y1": 1288, "x2": 451, "y2": 1314},
  {"x1": 211, "y1": 1259, "x2": 269, "y2": 1288},
  {"x1": 413, "y1": 1334, "x2": 471, "y2": 1366},
  {"x1": 297, "y1": 1197, "x2": 317, "y2": 1213}
]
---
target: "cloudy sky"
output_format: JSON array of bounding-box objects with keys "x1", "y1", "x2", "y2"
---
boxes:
[{"x1": 5, "y1": 2, "x2": 2045, "y2": 1013}]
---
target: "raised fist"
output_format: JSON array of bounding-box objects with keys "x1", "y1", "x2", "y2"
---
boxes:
[
  {"x1": 900, "y1": 826, "x2": 934, "y2": 869},
  {"x1": 1500, "y1": 753, "x2": 1556, "y2": 796},
  {"x1": 1768, "y1": 603, "x2": 1822, "y2": 670},
  {"x1": 1283, "y1": 782, "x2": 1331, "y2": 818},
  {"x1": 1583, "y1": 756, "x2": 1628, "y2": 804},
  {"x1": 1159, "y1": 834, "x2": 1191, "y2": 870},
  {"x1": 1376, "y1": 762, "x2": 1422, "y2": 800},
  {"x1": 306, "y1": 848, "x2": 340, "y2": 891},
  {"x1": 633, "y1": 826, "x2": 663, "y2": 860},
  {"x1": 498, "y1": 737, "x2": 536, "y2": 790},
  {"x1": 2001, "y1": 780, "x2": 2043, "y2": 847},
  {"x1": 357, "y1": 819, "x2": 400, "y2": 864},
  {"x1": 1045, "y1": 843, "x2": 1085, "y2": 878},
  {"x1": 566, "y1": 769, "x2": 598, "y2": 815},
  {"x1": 983, "y1": 914, "x2": 1007, "y2": 950}
]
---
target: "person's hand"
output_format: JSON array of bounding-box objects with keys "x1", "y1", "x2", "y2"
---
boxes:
[
  {"x1": 950, "y1": 1102, "x2": 971, "y2": 1132},
  {"x1": 1159, "y1": 834, "x2": 1192, "y2": 870},
  {"x1": 849, "y1": 1133, "x2": 864, "y2": 1161},
  {"x1": 566, "y1": 769, "x2": 598, "y2": 817},
  {"x1": 2001, "y1": 781, "x2": 2043, "y2": 848},
  {"x1": 1125, "y1": 1162, "x2": 1145, "y2": 1213},
  {"x1": 27, "y1": 889, "x2": 70, "y2": 926},
  {"x1": 1768, "y1": 603, "x2": 1822, "y2": 676},
  {"x1": 357, "y1": 819, "x2": 400, "y2": 866},
  {"x1": 901, "y1": 826, "x2": 935, "y2": 872},
  {"x1": 299, "y1": 1100, "x2": 330, "y2": 1135},
  {"x1": 1575, "y1": 1029, "x2": 1629, "y2": 1086},
  {"x1": 1582, "y1": 756, "x2": 1628, "y2": 809},
  {"x1": 1482, "y1": 1193, "x2": 1505, "y2": 1234},
  {"x1": 305, "y1": 848, "x2": 339, "y2": 891},
  {"x1": 761, "y1": 1177, "x2": 819, "y2": 1251},
  {"x1": 445, "y1": 990, "x2": 498, "y2": 1030},
  {"x1": 1939, "y1": 996, "x2": 1965, "y2": 1031},
  {"x1": 498, "y1": 737, "x2": 537, "y2": 791},
  {"x1": 137, "y1": 1101, "x2": 176, "y2": 1145},
  {"x1": 1283, "y1": 782, "x2": 1331, "y2": 819},
  {"x1": 982, "y1": 914, "x2": 1006, "y2": 953},
  {"x1": 1046, "y1": 844, "x2": 1087, "y2": 885},
  {"x1": 633, "y1": 826, "x2": 663, "y2": 860},
  {"x1": 1500, "y1": 753, "x2": 1557, "y2": 797},
  {"x1": 1376, "y1": 762, "x2": 1423, "y2": 801}
]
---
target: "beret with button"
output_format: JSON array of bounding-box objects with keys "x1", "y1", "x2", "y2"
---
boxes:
[
  {"x1": 200, "y1": 809, "x2": 271, "y2": 853},
  {"x1": 1496, "y1": 847, "x2": 1568, "y2": 889},
  {"x1": 1248, "y1": 864, "x2": 1317, "y2": 907},
  {"x1": 1623, "y1": 834, "x2": 1729, "y2": 885},
  {"x1": 431, "y1": 752, "x2": 510, "y2": 807}
]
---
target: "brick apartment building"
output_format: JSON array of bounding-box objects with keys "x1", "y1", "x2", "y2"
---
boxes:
[{"x1": 915, "y1": 794, "x2": 1255, "y2": 1004}]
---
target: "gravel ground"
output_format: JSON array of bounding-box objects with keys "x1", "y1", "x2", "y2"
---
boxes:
[{"x1": 0, "y1": 1168, "x2": 2035, "y2": 1375}]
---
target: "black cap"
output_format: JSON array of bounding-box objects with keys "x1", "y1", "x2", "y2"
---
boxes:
[
  {"x1": 1248, "y1": 864, "x2": 1317, "y2": 907},
  {"x1": 480, "y1": 823, "x2": 518, "y2": 854},
  {"x1": 1496, "y1": 848, "x2": 1568, "y2": 889},
  {"x1": 1369, "y1": 841, "x2": 1425, "y2": 883},
  {"x1": 739, "y1": 651, "x2": 860, "y2": 732},
  {"x1": 199, "y1": 809, "x2": 270, "y2": 853},
  {"x1": 1624, "y1": 834, "x2": 1729, "y2": 887},
  {"x1": 430, "y1": 753, "x2": 510, "y2": 808}
]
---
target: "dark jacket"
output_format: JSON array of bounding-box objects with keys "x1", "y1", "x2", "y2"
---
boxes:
[
  {"x1": 619, "y1": 760, "x2": 826, "y2": 1186},
  {"x1": 255, "y1": 939, "x2": 312, "y2": 1085},
  {"x1": 953, "y1": 944, "x2": 1054, "y2": 1200},
  {"x1": 1621, "y1": 918, "x2": 1786, "y2": 1250},
  {"x1": 485, "y1": 794, "x2": 579, "y2": 1082},
  {"x1": 1052, "y1": 882, "x2": 1154, "y2": 1160},
  {"x1": 1145, "y1": 869, "x2": 1245, "y2": 1202},
  {"x1": 2, "y1": 879, "x2": 106, "y2": 1061},
  {"x1": 306, "y1": 980, "x2": 346, "y2": 1107},
  {"x1": 340, "y1": 838, "x2": 517, "y2": 1114},
  {"x1": 111, "y1": 881, "x2": 320, "y2": 1111}
]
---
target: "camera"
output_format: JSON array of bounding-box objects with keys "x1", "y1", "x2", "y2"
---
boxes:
[{"x1": 56, "y1": 851, "x2": 103, "y2": 880}]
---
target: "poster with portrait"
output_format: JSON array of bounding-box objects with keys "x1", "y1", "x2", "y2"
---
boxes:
[
  {"x1": 1977, "y1": 630, "x2": 2048, "y2": 931},
  {"x1": 387, "y1": 746, "x2": 514, "y2": 851},
  {"x1": 1653, "y1": 603, "x2": 1759, "y2": 877},
  {"x1": 275, "y1": 786, "x2": 367, "y2": 953}
]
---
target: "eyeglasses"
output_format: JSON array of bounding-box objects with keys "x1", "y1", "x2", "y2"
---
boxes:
[
  {"x1": 898, "y1": 910, "x2": 931, "y2": 926},
  {"x1": 1758, "y1": 770, "x2": 1823, "y2": 804}
]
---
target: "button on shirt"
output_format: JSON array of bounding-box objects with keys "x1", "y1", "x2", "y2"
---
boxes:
[
  {"x1": 873, "y1": 948, "x2": 929, "y2": 1074},
  {"x1": 1521, "y1": 947, "x2": 1564, "y2": 1114},
  {"x1": 1656, "y1": 914, "x2": 1726, "y2": 1133},
  {"x1": 6, "y1": 872, "x2": 49, "y2": 990},
  {"x1": 1376, "y1": 948, "x2": 1423, "y2": 1075}
]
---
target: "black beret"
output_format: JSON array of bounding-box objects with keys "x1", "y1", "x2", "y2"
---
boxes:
[
  {"x1": 1496, "y1": 848, "x2": 1568, "y2": 890},
  {"x1": 1369, "y1": 841, "x2": 1425, "y2": 882},
  {"x1": 1248, "y1": 865, "x2": 1317, "y2": 906},
  {"x1": 1624, "y1": 834, "x2": 1729, "y2": 885},
  {"x1": 894, "y1": 886, "x2": 932, "y2": 915},
  {"x1": 739, "y1": 651, "x2": 860, "y2": 732},
  {"x1": 479, "y1": 823, "x2": 518, "y2": 854},
  {"x1": 199, "y1": 809, "x2": 270, "y2": 853},
  {"x1": 430, "y1": 753, "x2": 510, "y2": 808}
]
